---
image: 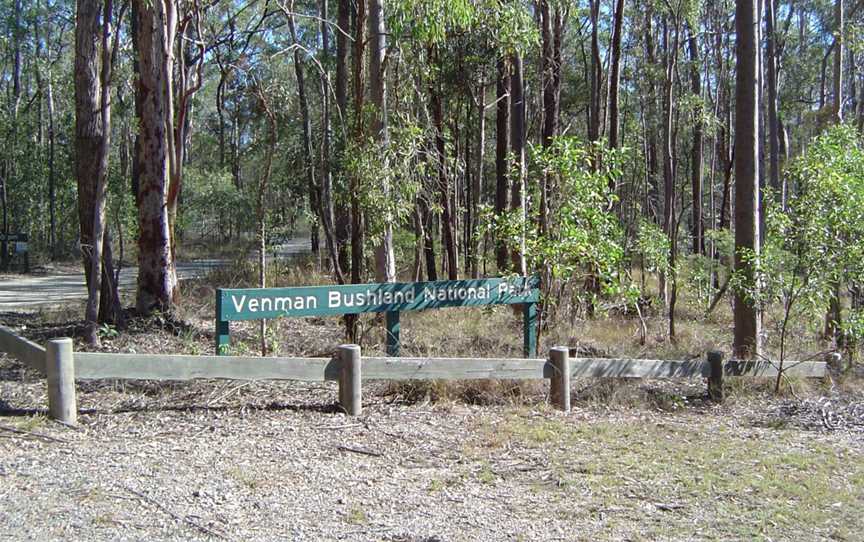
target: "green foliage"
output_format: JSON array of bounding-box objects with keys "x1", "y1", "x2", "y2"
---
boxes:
[
  {"x1": 390, "y1": 0, "x2": 538, "y2": 55},
  {"x1": 635, "y1": 219, "x2": 670, "y2": 279},
  {"x1": 484, "y1": 138, "x2": 625, "y2": 301},
  {"x1": 390, "y1": 0, "x2": 476, "y2": 43},
  {"x1": 491, "y1": 1, "x2": 539, "y2": 56},
  {"x1": 343, "y1": 117, "x2": 426, "y2": 242},
  {"x1": 682, "y1": 254, "x2": 716, "y2": 309},
  {"x1": 180, "y1": 169, "x2": 248, "y2": 240},
  {"x1": 842, "y1": 308, "x2": 864, "y2": 349},
  {"x1": 97, "y1": 322, "x2": 119, "y2": 340},
  {"x1": 732, "y1": 125, "x2": 864, "y2": 356},
  {"x1": 533, "y1": 139, "x2": 625, "y2": 287}
]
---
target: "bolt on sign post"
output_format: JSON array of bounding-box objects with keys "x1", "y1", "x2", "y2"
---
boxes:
[{"x1": 216, "y1": 276, "x2": 540, "y2": 357}]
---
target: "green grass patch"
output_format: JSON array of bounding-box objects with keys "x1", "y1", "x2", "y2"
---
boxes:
[{"x1": 470, "y1": 412, "x2": 864, "y2": 540}]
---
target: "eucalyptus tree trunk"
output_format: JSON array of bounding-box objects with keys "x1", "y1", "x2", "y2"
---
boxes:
[
  {"x1": 660, "y1": 18, "x2": 678, "y2": 307},
  {"x1": 833, "y1": 0, "x2": 844, "y2": 123},
  {"x1": 430, "y1": 53, "x2": 458, "y2": 280},
  {"x1": 688, "y1": 28, "x2": 704, "y2": 255},
  {"x1": 345, "y1": 0, "x2": 366, "y2": 342},
  {"x1": 368, "y1": 0, "x2": 395, "y2": 283},
  {"x1": 470, "y1": 82, "x2": 485, "y2": 279},
  {"x1": 134, "y1": 0, "x2": 179, "y2": 314},
  {"x1": 588, "y1": 0, "x2": 602, "y2": 142},
  {"x1": 540, "y1": 0, "x2": 563, "y2": 236},
  {"x1": 75, "y1": 0, "x2": 122, "y2": 343},
  {"x1": 733, "y1": 0, "x2": 763, "y2": 359},
  {"x1": 766, "y1": 0, "x2": 783, "y2": 206},
  {"x1": 494, "y1": 58, "x2": 510, "y2": 272},
  {"x1": 75, "y1": 0, "x2": 105, "y2": 342},
  {"x1": 607, "y1": 0, "x2": 625, "y2": 150},
  {"x1": 254, "y1": 88, "x2": 277, "y2": 357},
  {"x1": 420, "y1": 194, "x2": 437, "y2": 281},
  {"x1": 335, "y1": 0, "x2": 351, "y2": 274},
  {"x1": 509, "y1": 53, "x2": 527, "y2": 276},
  {"x1": 644, "y1": 7, "x2": 660, "y2": 223},
  {"x1": 40, "y1": 0, "x2": 58, "y2": 259},
  {"x1": 286, "y1": 3, "x2": 323, "y2": 264},
  {"x1": 48, "y1": 73, "x2": 57, "y2": 259},
  {"x1": 167, "y1": 3, "x2": 204, "y2": 265},
  {"x1": 824, "y1": 0, "x2": 845, "y2": 342},
  {"x1": 320, "y1": 0, "x2": 344, "y2": 284}
]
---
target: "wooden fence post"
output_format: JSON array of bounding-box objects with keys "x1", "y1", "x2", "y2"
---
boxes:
[
  {"x1": 707, "y1": 350, "x2": 724, "y2": 402},
  {"x1": 549, "y1": 346, "x2": 570, "y2": 412},
  {"x1": 338, "y1": 344, "x2": 362, "y2": 415},
  {"x1": 46, "y1": 338, "x2": 76, "y2": 425},
  {"x1": 827, "y1": 352, "x2": 843, "y2": 374}
]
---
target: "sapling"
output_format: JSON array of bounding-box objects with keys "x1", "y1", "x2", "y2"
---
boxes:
[{"x1": 731, "y1": 125, "x2": 864, "y2": 392}]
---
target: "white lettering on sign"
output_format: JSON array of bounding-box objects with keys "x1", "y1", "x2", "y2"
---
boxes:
[
  {"x1": 328, "y1": 288, "x2": 417, "y2": 309},
  {"x1": 228, "y1": 280, "x2": 533, "y2": 316},
  {"x1": 421, "y1": 285, "x2": 492, "y2": 302},
  {"x1": 498, "y1": 281, "x2": 532, "y2": 297},
  {"x1": 231, "y1": 294, "x2": 318, "y2": 314}
]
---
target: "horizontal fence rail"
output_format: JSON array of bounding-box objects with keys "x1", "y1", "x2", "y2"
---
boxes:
[
  {"x1": 75, "y1": 353, "x2": 334, "y2": 382},
  {"x1": 0, "y1": 325, "x2": 46, "y2": 374},
  {"x1": 570, "y1": 358, "x2": 827, "y2": 379},
  {"x1": 360, "y1": 357, "x2": 548, "y2": 380},
  {"x1": 74, "y1": 353, "x2": 829, "y2": 382},
  {"x1": 0, "y1": 324, "x2": 833, "y2": 422}
]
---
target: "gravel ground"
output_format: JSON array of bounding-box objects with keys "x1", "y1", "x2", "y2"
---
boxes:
[
  {"x1": 1, "y1": 360, "x2": 581, "y2": 542},
  {"x1": 2, "y1": 352, "x2": 863, "y2": 541}
]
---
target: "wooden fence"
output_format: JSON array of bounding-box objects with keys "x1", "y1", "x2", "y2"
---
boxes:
[{"x1": 0, "y1": 325, "x2": 832, "y2": 424}]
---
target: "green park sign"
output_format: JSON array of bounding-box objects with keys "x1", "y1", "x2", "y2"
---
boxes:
[{"x1": 216, "y1": 276, "x2": 540, "y2": 357}]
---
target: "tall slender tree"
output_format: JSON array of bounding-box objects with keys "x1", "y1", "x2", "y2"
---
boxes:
[
  {"x1": 494, "y1": 58, "x2": 510, "y2": 272},
  {"x1": 733, "y1": 0, "x2": 762, "y2": 358},
  {"x1": 133, "y1": 0, "x2": 179, "y2": 314},
  {"x1": 509, "y1": 52, "x2": 526, "y2": 275},
  {"x1": 368, "y1": 0, "x2": 395, "y2": 282},
  {"x1": 75, "y1": 0, "x2": 123, "y2": 343}
]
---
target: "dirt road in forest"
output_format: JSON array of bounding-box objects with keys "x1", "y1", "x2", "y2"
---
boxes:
[{"x1": 0, "y1": 239, "x2": 310, "y2": 312}]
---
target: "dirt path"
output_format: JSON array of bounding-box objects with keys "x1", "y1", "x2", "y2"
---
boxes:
[{"x1": 0, "y1": 239, "x2": 310, "y2": 312}]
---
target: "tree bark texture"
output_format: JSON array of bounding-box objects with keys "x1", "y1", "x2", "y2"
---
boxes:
[
  {"x1": 319, "y1": 0, "x2": 344, "y2": 284},
  {"x1": 134, "y1": 0, "x2": 179, "y2": 314},
  {"x1": 75, "y1": 0, "x2": 121, "y2": 341},
  {"x1": 607, "y1": 0, "x2": 625, "y2": 149},
  {"x1": 430, "y1": 55, "x2": 458, "y2": 280},
  {"x1": 368, "y1": 0, "x2": 395, "y2": 283},
  {"x1": 509, "y1": 53, "x2": 527, "y2": 276},
  {"x1": 588, "y1": 0, "x2": 602, "y2": 142},
  {"x1": 733, "y1": 0, "x2": 763, "y2": 359},
  {"x1": 688, "y1": 28, "x2": 704, "y2": 255},
  {"x1": 494, "y1": 58, "x2": 510, "y2": 272},
  {"x1": 833, "y1": 0, "x2": 844, "y2": 123}
]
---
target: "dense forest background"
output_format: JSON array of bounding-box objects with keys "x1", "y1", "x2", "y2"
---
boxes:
[{"x1": 1, "y1": 0, "x2": 863, "y2": 358}]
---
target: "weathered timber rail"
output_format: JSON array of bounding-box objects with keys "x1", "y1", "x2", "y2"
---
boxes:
[{"x1": 0, "y1": 325, "x2": 833, "y2": 424}]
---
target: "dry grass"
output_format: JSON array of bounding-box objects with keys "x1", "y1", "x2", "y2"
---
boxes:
[
  {"x1": 5, "y1": 258, "x2": 861, "y2": 411},
  {"x1": 463, "y1": 409, "x2": 864, "y2": 541}
]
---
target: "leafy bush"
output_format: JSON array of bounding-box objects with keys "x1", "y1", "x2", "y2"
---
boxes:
[{"x1": 733, "y1": 124, "x2": 864, "y2": 365}]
